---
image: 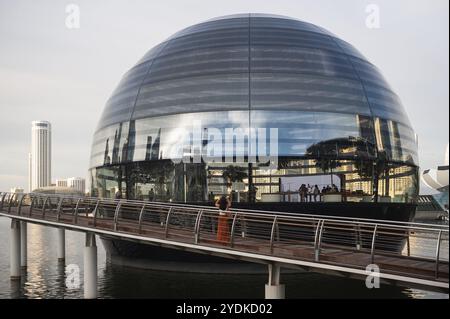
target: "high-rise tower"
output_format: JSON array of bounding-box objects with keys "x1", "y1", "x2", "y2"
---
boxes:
[{"x1": 30, "y1": 121, "x2": 51, "y2": 191}]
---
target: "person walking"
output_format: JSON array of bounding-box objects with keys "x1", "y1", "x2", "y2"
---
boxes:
[{"x1": 215, "y1": 195, "x2": 231, "y2": 244}]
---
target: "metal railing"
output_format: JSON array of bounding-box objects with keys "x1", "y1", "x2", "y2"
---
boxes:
[{"x1": 1, "y1": 192, "x2": 448, "y2": 282}]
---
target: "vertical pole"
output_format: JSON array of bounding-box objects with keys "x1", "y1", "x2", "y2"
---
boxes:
[
  {"x1": 20, "y1": 221, "x2": 27, "y2": 268},
  {"x1": 57, "y1": 228, "x2": 65, "y2": 262},
  {"x1": 265, "y1": 263, "x2": 285, "y2": 299},
  {"x1": 84, "y1": 232, "x2": 97, "y2": 299},
  {"x1": 10, "y1": 219, "x2": 21, "y2": 280},
  {"x1": 184, "y1": 163, "x2": 187, "y2": 203}
]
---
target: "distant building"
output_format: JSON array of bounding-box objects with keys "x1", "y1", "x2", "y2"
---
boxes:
[
  {"x1": 422, "y1": 143, "x2": 449, "y2": 209},
  {"x1": 67, "y1": 177, "x2": 86, "y2": 193},
  {"x1": 33, "y1": 186, "x2": 84, "y2": 197},
  {"x1": 56, "y1": 179, "x2": 68, "y2": 187},
  {"x1": 30, "y1": 121, "x2": 51, "y2": 191},
  {"x1": 10, "y1": 187, "x2": 24, "y2": 194}
]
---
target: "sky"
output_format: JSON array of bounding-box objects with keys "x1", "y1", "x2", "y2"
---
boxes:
[{"x1": 0, "y1": 0, "x2": 448, "y2": 194}]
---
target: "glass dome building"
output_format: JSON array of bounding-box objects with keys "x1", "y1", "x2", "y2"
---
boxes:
[{"x1": 89, "y1": 14, "x2": 419, "y2": 218}]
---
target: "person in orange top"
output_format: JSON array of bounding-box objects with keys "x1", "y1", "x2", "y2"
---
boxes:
[{"x1": 215, "y1": 195, "x2": 231, "y2": 244}]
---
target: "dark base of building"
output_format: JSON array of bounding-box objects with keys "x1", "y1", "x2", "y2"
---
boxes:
[
  {"x1": 101, "y1": 202, "x2": 416, "y2": 272},
  {"x1": 102, "y1": 238, "x2": 271, "y2": 273}
]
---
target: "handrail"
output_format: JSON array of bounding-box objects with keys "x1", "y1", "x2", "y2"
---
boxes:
[
  {"x1": 25, "y1": 192, "x2": 448, "y2": 229},
  {"x1": 0, "y1": 191, "x2": 448, "y2": 288},
  {"x1": 1, "y1": 192, "x2": 448, "y2": 256},
  {"x1": 5, "y1": 192, "x2": 448, "y2": 235}
]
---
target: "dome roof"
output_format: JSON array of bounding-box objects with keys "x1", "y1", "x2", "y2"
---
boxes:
[{"x1": 96, "y1": 14, "x2": 411, "y2": 131}]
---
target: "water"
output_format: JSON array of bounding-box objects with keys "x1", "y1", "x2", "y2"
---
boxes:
[{"x1": 0, "y1": 217, "x2": 448, "y2": 299}]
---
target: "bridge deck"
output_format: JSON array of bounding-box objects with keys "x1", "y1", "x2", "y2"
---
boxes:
[{"x1": 3, "y1": 204, "x2": 448, "y2": 288}]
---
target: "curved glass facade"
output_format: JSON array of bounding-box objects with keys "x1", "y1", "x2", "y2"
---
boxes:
[{"x1": 89, "y1": 14, "x2": 419, "y2": 204}]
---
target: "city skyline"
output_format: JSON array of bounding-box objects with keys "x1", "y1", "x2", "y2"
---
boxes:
[{"x1": 0, "y1": 0, "x2": 448, "y2": 194}]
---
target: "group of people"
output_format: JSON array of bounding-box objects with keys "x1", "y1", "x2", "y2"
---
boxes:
[{"x1": 298, "y1": 183, "x2": 340, "y2": 202}]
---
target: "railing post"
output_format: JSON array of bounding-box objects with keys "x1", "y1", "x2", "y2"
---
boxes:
[
  {"x1": 17, "y1": 194, "x2": 26, "y2": 216},
  {"x1": 406, "y1": 231, "x2": 411, "y2": 257},
  {"x1": 269, "y1": 216, "x2": 278, "y2": 254},
  {"x1": 113, "y1": 202, "x2": 122, "y2": 231},
  {"x1": 313, "y1": 219, "x2": 324, "y2": 261},
  {"x1": 194, "y1": 210, "x2": 203, "y2": 244},
  {"x1": 138, "y1": 204, "x2": 146, "y2": 234},
  {"x1": 92, "y1": 200, "x2": 100, "y2": 227},
  {"x1": 355, "y1": 224, "x2": 362, "y2": 250},
  {"x1": 73, "y1": 198, "x2": 81, "y2": 224},
  {"x1": 316, "y1": 221, "x2": 325, "y2": 261},
  {"x1": 56, "y1": 197, "x2": 64, "y2": 222},
  {"x1": 229, "y1": 212, "x2": 239, "y2": 247},
  {"x1": 164, "y1": 207, "x2": 173, "y2": 239},
  {"x1": 41, "y1": 196, "x2": 49, "y2": 219},
  {"x1": 7, "y1": 193, "x2": 16, "y2": 214},
  {"x1": 0, "y1": 192, "x2": 6, "y2": 210},
  {"x1": 29, "y1": 195, "x2": 35, "y2": 217},
  {"x1": 435, "y1": 230, "x2": 442, "y2": 279},
  {"x1": 240, "y1": 215, "x2": 247, "y2": 238},
  {"x1": 370, "y1": 224, "x2": 378, "y2": 264}
]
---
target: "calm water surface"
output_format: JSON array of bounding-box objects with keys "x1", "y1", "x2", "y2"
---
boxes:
[{"x1": 0, "y1": 217, "x2": 448, "y2": 299}]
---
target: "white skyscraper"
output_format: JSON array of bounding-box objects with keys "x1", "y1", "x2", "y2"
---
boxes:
[
  {"x1": 30, "y1": 121, "x2": 52, "y2": 191},
  {"x1": 67, "y1": 177, "x2": 86, "y2": 193}
]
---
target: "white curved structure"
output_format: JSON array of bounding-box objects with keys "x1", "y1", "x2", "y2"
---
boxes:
[{"x1": 422, "y1": 143, "x2": 449, "y2": 191}]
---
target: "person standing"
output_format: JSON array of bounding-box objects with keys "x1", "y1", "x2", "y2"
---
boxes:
[
  {"x1": 307, "y1": 184, "x2": 312, "y2": 202},
  {"x1": 313, "y1": 185, "x2": 320, "y2": 202},
  {"x1": 148, "y1": 188, "x2": 155, "y2": 201},
  {"x1": 215, "y1": 195, "x2": 231, "y2": 243}
]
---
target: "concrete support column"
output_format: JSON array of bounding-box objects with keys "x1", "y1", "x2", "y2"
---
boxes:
[
  {"x1": 20, "y1": 221, "x2": 27, "y2": 268},
  {"x1": 57, "y1": 228, "x2": 65, "y2": 262},
  {"x1": 265, "y1": 263, "x2": 285, "y2": 299},
  {"x1": 84, "y1": 232, "x2": 97, "y2": 299},
  {"x1": 10, "y1": 220, "x2": 21, "y2": 280}
]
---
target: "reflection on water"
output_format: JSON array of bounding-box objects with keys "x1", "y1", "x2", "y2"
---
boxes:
[{"x1": 0, "y1": 217, "x2": 448, "y2": 299}]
